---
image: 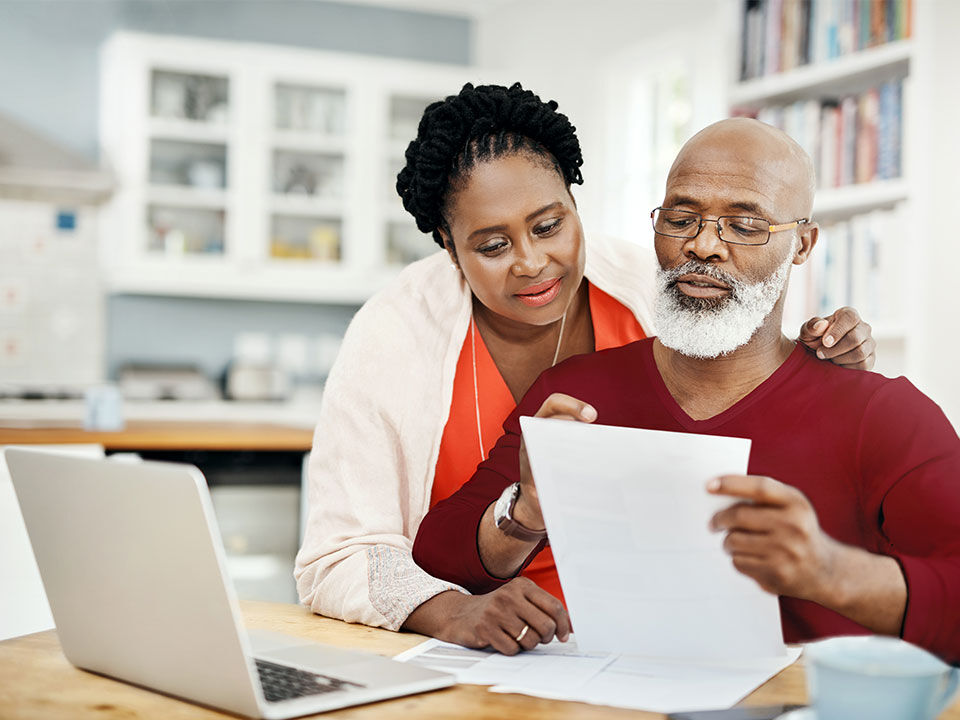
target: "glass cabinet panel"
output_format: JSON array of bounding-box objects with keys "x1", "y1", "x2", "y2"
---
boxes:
[
  {"x1": 387, "y1": 220, "x2": 435, "y2": 266},
  {"x1": 151, "y1": 70, "x2": 229, "y2": 123},
  {"x1": 272, "y1": 150, "x2": 344, "y2": 198},
  {"x1": 270, "y1": 216, "x2": 341, "y2": 261},
  {"x1": 274, "y1": 84, "x2": 346, "y2": 135},
  {"x1": 150, "y1": 139, "x2": 228, "y2": 189},
  {"x1": 147, "y1": 206, "x2": 225, "y2": 255}
]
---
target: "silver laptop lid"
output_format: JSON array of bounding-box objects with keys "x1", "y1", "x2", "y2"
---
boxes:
[{"x1": 5, "y1": 448, "x2": 263, "y2": 718}]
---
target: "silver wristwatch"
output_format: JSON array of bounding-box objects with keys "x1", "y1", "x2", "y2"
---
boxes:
[{"x1": 493, "y1": 482, "x2": 547, "y2": 542}]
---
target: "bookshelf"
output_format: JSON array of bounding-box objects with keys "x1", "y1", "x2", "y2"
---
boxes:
[
  {"x1": 730, "y1": 38, "x2": 911, "y2": 106},
  {"x1": 729, "y1": 0, "x2": 915, "y2": 380}
]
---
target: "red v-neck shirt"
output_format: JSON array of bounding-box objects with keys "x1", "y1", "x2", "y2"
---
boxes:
[
  {"x1": 430, "y1": 283, "x2": 647, "y2": 602},
  {"x1": 415, "y1": 337, "x2": 960, "y2": 662}
]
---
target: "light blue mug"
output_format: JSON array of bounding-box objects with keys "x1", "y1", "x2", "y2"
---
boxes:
[{"x1": 805, "y1": 636, "x2": 959, "y2": 720}]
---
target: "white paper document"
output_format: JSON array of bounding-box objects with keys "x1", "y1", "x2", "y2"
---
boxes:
[
  {"x1": 519, "y1": 416, "x2": 786, "y2": 661},
  {"x1": 396, "y1": 419, "x2": 801, "y2": 713},
  {"x1": 395, "y1": 637, "x2": 801, "y2": 713}
]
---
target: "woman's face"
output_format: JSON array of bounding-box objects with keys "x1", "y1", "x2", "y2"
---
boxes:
[{"x1": 441, "y1": 153, "x2": 586, "y2": 328}]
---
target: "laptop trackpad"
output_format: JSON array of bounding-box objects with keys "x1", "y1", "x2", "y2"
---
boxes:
[
  {"x1": 248, "y1": 628, "x2": 317, "y2": 653},
  {"x1": 249, "y1": 631, "x2": 378, "y2": 672}
]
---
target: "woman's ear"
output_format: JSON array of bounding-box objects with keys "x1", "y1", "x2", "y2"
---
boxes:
[{"x1": 439, "y1": 229, "x2": 460, "y2": 271}]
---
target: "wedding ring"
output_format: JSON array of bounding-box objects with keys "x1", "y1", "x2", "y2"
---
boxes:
[{"x1": 514, "y1": 624, "x2": 530, "y2": 643}]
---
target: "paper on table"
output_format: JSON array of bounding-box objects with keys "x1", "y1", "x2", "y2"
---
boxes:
[
  {"x1": 394, "y1": 636, "x2": 612, "y2": 686},
  {"x1": 491, "y1": 647, "x2": 803, "y2": 713},
  {"x1": 395, "y1": 637, "x2": 802, "y2": 713},
  {"x1": 519, "y1": 416, "x2": 785, "y2": 661}
]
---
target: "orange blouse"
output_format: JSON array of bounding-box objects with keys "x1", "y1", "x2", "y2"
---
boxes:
[{"x1": 430, "y1": 282, "x2": 647, "y2": 604}]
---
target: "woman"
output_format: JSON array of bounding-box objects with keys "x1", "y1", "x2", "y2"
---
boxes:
[{"x1": 294, "y1": 83, "x2": 875, "y2": 652}]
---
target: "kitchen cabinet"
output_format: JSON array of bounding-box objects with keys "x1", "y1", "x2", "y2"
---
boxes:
[{"x1": 99, "y1": 32, "x2": 469, "y2": 303}]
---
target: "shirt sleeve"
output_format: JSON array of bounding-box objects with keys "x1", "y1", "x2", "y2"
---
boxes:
[
  {"x1": 294, "y1": 300, "x2": 465, "y2": 631},
  {"x1": 413, "y1": 372, "x2": 556, "y2": 593},
  {"x1": 858, "y1": 377, "x2": 960, "y2": 663}
]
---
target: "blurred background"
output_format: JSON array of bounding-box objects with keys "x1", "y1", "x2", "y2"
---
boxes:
[{"x1": 1, "y1": 0, "x2": 956, "y2": 611}]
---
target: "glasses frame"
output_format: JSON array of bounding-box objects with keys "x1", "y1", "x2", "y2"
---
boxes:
[{"x1": 650, "y1": 207, "x2": 809, "y2": 246}]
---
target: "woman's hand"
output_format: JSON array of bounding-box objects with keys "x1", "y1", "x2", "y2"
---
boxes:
[
  {"x1": 798, "y1": 306, "x2": 876, "y2": 370},
  {"x1": 516, "y1": 393, "x2": 598, "y2": 529},
  {"x1": 403, "y1": 581, "x2": 570, "y2": 655}
]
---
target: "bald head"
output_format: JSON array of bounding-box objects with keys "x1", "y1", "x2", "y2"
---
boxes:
[{"x1": 667, "y1": 118, "x2": 816, "y2": 219}]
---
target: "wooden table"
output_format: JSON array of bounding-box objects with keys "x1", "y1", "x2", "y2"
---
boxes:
[
  {"x1": 0, "y1": 421, "x2": 314, "y2": 452},
  {"x1": 2, "y1": 601, "x2": 957, "y2": 719}
]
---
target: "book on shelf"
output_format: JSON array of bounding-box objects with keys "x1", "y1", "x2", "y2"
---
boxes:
[
  {"x1": 740, "y1": 0, "x2": 912, "y2": 81},
  {"x1": 783, "y1": 204, "x2": 905, "y2": 333},
  {"x1": 734, "y1": 78, "x2": 902, "y2": 189}
]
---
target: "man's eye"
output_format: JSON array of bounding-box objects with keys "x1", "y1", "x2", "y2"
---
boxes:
[
  {"x1": 730, "y1": 223, "x2": 763, "y2": 235},
  {"x1": 668, "y1": 218, "x2": 695, "y2": 228}
]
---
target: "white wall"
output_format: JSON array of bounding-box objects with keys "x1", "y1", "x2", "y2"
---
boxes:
[
  {"x1": 911, "y1": 0, "x2": 960, "y2": 426},
  {"x1": 473, "y1": 0, "x2": 732, "y2": 239}
]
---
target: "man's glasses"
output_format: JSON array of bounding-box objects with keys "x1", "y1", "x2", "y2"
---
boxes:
[{"x1": 651, "y1": 207, "x2": 809, "y2": 246}]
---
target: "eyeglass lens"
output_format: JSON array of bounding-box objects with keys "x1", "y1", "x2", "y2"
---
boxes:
[{"x1": 652, "y1": 208, "x2": 770, "y2": 245}]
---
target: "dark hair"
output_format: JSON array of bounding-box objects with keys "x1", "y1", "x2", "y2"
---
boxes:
[{"x1": 396, "y1": 82, "x2": 584, "y2": 248}]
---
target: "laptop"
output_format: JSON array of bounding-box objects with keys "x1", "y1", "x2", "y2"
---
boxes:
[{"x1": 5, "y1": 447, "x2": 453, "y2": 719}]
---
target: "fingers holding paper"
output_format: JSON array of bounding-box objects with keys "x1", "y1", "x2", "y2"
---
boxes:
[
  {"x1": 707, "y1": 474, "x2": 841, "y2": 604},
  {"x1": 518, "y1": 393, "x2": 598, "y2": 528}
]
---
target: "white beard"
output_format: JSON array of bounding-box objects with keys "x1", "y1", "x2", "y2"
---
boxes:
[{"x1": 653, "y1": 251, "x2": 794, "y2": 360}]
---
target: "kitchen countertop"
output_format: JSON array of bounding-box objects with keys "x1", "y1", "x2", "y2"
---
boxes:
[
  {"x1": 0, "y1": 420, "x2": 314, "y2": 451},
  {"x1": 0, "y1": 393, "x2": 321, "y2": 427},
  {"x1": 0, "y1": 395, "x2": 321, "y2": 451}
]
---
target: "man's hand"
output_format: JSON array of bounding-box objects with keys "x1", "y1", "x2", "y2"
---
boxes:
[
  {"x1": 403, "y1": 581, "x2": 570, "y2": 656},
  {"x1": 516, "y1": 393, "x2": 597, "y2": 529},
  {"x1": 799, "y1": 306, "x2": 876, "y2": 370},
  {"x1": 707, "y1": 474, "x2": 841, "y2": 604},
  {"x1": 707, "y1": 474, "x2": 907, "y2": 634}
]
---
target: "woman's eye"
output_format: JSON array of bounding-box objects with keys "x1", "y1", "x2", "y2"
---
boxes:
[
  {"x1": 478, "y1": 240, "x2": 508, "y2": 255},
  {"x1": 534, "y1": 218, "x2": 562, "y2": 236}
]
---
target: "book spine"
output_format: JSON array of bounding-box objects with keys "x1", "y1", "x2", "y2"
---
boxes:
[
  {"x1": 840, "y1": 95, "x2": 857, "y2": 186},
  {"x1": 744, "y1": 0, "x2": 908, "y2": 77},
  {"x1": 820, "y1": 102, "x2": 839, "y2": 189}
]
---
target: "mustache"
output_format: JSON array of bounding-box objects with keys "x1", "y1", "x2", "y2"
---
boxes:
[{"x1": 659, "y1": 261, "x2": 744, "y2": 293}]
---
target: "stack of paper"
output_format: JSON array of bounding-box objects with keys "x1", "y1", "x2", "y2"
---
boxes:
[
  {"x1": 396, "y1": 637, "x2": 800, "y2": 713},
  {"x1": 398, "y1": 419, "x2": 801, "y2": 713}
]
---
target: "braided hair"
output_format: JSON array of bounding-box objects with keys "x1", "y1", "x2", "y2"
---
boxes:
[{"x1": 396, "y1": 82, "x2": 584, "y2": 248}]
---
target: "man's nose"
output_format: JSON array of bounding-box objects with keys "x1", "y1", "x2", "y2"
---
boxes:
[
  {"x1": 511, "y1": 235, "x2": 548, "y2": 276},
  {"x1": 683, "y1": 219, "x2": 728, "y2": 263}
]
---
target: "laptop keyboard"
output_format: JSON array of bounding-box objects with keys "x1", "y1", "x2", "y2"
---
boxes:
[{"x1": 255, "y1": 658, "x2": 365, "y2": 703}]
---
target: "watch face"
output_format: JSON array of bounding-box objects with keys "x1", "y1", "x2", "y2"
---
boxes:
[
  {"x1": 494, "y1": 483, "x2": 518, "y2": 526},
  {"x1": 494, "y1": 492, "x2": 509, "y2": 519}
]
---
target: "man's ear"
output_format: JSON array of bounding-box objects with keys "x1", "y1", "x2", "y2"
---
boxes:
[{"x1": 792, "y1": 222, "x2": 818, "y2": 266}]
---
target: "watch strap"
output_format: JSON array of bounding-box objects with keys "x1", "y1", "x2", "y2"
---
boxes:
[{"x1": 495, "y1": 482, "x2": 547, "y2": 542}]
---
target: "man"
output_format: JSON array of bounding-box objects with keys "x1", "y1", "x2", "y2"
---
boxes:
[{"x1": 413, "y1": 118, "x2": 960, "y2": 662}]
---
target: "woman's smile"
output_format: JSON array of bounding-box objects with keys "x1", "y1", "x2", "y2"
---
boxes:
[{"x1": 514, "y1": 277, "x2": 563, "y2": 307}]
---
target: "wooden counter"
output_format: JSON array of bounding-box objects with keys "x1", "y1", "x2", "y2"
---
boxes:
[
  {"x1": 0, "y1": 601, "x2": 796, "y2": 720},
  {"x1": 0, "y1": 421, "x2": 314, "y2": 452},
  {"x1": 3, "y1": 601, "x2": 958, "y2": 719}
]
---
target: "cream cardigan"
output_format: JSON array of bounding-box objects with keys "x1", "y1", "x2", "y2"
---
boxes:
[{"x1": 294, "y1": 234, "x2": 658, "y2": 630}]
